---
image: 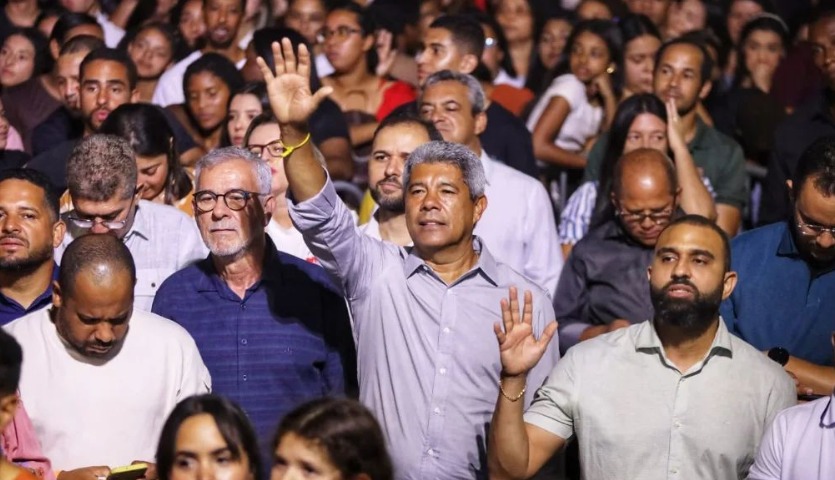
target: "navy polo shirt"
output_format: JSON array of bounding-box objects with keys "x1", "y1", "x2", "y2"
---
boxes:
[
  {"x1": 720, "y1": 222, "x2": 835, "y2": 365},
  {"x1": 151, "y1": 238, "x2": 356, "y2": 443},
  {"x1": 0, "y1": 263, "x2": 58, "y2": 326}
]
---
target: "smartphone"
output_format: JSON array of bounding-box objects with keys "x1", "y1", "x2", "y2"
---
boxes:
[{"x1": 107, "y1": 464, "x2": 148, "y2": 480}]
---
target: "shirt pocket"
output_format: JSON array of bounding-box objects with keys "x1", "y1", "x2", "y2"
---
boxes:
[{"x1": 134, "y1": 268, "x2": 169, "y2": 312}]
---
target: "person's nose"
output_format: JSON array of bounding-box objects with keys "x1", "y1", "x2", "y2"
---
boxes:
[
  {"x1": 95, "y1": 322, "x2": 116, "y2": 344},
  {"x1": 817, "y1": 230, "x2": 835, "y2": 249}
]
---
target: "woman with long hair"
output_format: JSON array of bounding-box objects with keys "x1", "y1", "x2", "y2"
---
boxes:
[{"x1": 618, "y1": 14, "x2": 661, "y2": 100}]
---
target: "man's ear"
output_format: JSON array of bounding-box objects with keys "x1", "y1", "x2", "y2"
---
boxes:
[
  {"x1": 474, "y1": 111, "x2": 487, "y2": 136},
  {"x1": 459, "y1": 53, "x2": 479, "y2": 74},
  {"x1": 0, "y1": 394, "x2": 20, "y2": 432},
  {"x1": 786, "y1": 179, "x2": 794, "y2": 202},
  {"x1": 721, "y1": 271, "x2": 738, "y2": 300},
  {"x1": 262, "y1": 194, "x2": 276, "y2": 226},
  {"x1": 52, "y1": 219, "x2": 67, "y2": 249},
  {"x1": 698, "y1": 79, "x2": 712, "y2": 100},
  {"x1": 52, "y1": 280, "x2": 63, "y2": 308},
  {"x1": 130, "y1": 88, "x2": 140, "y2": 103},
  {"x1": 472, "y1": 194, "x2": 487, "y2": 225}
]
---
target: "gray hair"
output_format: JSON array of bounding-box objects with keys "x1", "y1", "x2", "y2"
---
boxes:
[
  {"x1": 194, "y1": 147, "x2": 272, "y2": 195},
  {"x1": 421, "y1": 70, "x2": 486, "y2": 114},
  {"x1": 67, "y1": 134, "x2": 137, "y2": 201},
  {"x1": 403, "y1": 141, "x2": 486, "y2": 199}
]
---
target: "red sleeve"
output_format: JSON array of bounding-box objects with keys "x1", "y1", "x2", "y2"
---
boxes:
[{"x1": 376, "y1": 81, "x2": 417, "y2": 122}]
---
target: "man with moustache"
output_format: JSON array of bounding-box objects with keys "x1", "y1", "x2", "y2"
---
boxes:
[
  {"x1": 152, "y1": 0, "x2": 246, "y2": 107},
  {"x1": 722, "y1": 136, "x2": 835, "y2": 397},
  {"x1": 3, "y1": 234, "x2": 209, "y2": 480},
  {"x1": 488, "y1": 215, "x2": 795, "y2": 480},
  {"x1": 584, "y1": 38, "x2": 748, "y2": 235}
]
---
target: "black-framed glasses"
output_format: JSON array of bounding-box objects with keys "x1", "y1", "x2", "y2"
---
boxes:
[
  {"x1": 68, "y1": 195, "x2": 136, "y2": 230},
  {"x1": 193, "y1": 189, "x2": 262, "y2": 213},
  {"x1": 317, "y1": 26, "x2": 362, "y2": 43},
  {"x1": 248, "y1": 139, "x2": 285, "y2": 159},
  {"x1": 617, "y1": 207, "x2": 674, "y2": 225},
  {"x1": 796, "y1": 215, "x2": 835, "y2": 237}
]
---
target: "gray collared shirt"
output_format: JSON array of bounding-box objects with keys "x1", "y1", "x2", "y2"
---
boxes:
[
  {"x1": 290, "y1": 179, "x2": 560, "y2": 480},
  {"x1": 525, "y1": 320, "x2": 795, "y2": 480},
  {"x1": 59, "y1": 200, "x2": 209, "y2": 311}
]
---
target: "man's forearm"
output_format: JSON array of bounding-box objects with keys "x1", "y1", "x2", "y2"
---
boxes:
[
  {"x1": 488, "y1": 375, "x2": 533, "y2": 480},
  {"x1": 785, "y1": 356, "x2": 835, "y2": 395},
  {"x1": 282, "y1": 123, "x2": 328, "y2": 202}
]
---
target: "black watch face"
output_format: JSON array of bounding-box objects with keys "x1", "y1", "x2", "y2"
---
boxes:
[{"x1": 769, "y1": 347, "x2": 790, "y2": 366}]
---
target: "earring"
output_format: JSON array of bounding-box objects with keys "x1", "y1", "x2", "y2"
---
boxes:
[{"x1": 606, "y1": 65, "x2": 616, "y2": 74}]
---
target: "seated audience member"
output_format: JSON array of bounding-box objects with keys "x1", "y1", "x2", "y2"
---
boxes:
[
  {"x1": 282, "y1": 0, "x2": 330, "y2": 77},
  {"x1": 125, "y1": 22, "x2": 177, "y2": 103},
  {"x1": 721, "y1": 136, "x2": 835, "y2": 395},
  {"x1": 156, "y1": 395, "x2": 262, "y2": 480},
  {"x1": 27, "y1": 47, "x2": 139, "y2": 192},
  {"x1": 226, "y1": 82, "x2": 268, "y2": 148},
  {"x1": 272, "y1": 398, "x2": 393, "y2": 480},
  {"x1": 152, "y1": 0, "x2": 246, "y2": 107},
  {"x1": 46, "y1": 12, "x2": 103, "y2": 61},
  {"x1": 474, "y1": 13, "x2": 534, "y2": 118},
  {"x1": 3, "y1": 234, "x2": 210, "y2": 476},
  {"x1": 0, "y1": 169, "x2": 64, "y2": 326},
  {"x1": 31, "y1": 35, "x2": 104, "y2": 156},
  {"x1": 244, "y1": 113, "x2": 316, "y2": 262},
  {"x1": 492, "y1": 0, "x2": 536, "y2": 88},
  {"x1": 748, "y1": 335, "x2": 835, "y2": 480},
  {"x1": 761, "y1": 8, "x2": 835, "y2": 226},
  {"x1": 241, "y1": 28, "x2": 353, "y2": 181},
  {"x1": 618, "y1": 14, "x2": 661, "y2": 100},
  {"x1": 556, "y1": 148, "x2": 685, "y2": 350},
  {"x1": 170, "y1": 0, "x2": 206, "y2": 54},
  {"x1": 624, "y1": 0, "x2": 671, "y2": 28},
  {"x1": 663, "y1": 0, "x2": 709, "y2": 40},
  {"x1": 0, "y1": 28, "x2": 50, "y2": 89},
  {"x1": 320, "y1": 3, "x2": 416, "y2": 154},
  {"x1": 560, "y1": 93, "x2": 714, "y2": 253},
  {"x1": 418, "y1": 70, "x2": 562, "y2": 295},
  {"x1": 584, "y1": 37, "x2": 748, "y2": 235},
  {"x1": 488, "y1": 215, "x2": 795, "y2": 480},
  {"x1": 57, "y1": 0, "x2": 124, "y2": 47},
  {"x1": 262, "y1": 40, "x2": 559, "y2": 476},
  {"x1": 0, "y1": 330, "x2": 39, "y2": 480},
  {"x1": 60, "y1": 134, "x2": 207, "y2": 311},
  {"x1": 151, "y1": 146, "x2": 355, "y2": 447},
  {"x1": 166, "y1": 52, "x2": 243, "y2": 154},
  {"x1": 524, "y1": 12, "x2": 573, "y2": 98},
  {"x1": 0, "y1": 98, "x2": 26, "y2": 170},
  {"x1": 575, "y1": 0, "x2": 619, "y2": 21},
  {"x1": 390, "y1": 14, "x2": 539, "y2": 178},
  {"x1": 0, "y1": 0, "x2": 40, "y2": 43}
]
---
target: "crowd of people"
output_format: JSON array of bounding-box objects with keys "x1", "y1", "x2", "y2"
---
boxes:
[{"x1": 0, "y1": 0, "x2": 833, "y2": 479}]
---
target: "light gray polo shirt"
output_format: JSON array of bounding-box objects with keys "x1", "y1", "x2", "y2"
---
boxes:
[{"x1": 525, "y1": 319, "x2": 795, "y2": 480}]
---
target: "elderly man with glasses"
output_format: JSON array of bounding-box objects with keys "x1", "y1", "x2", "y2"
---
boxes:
[
  {"x1": 58, "y1": 134, "x2": 207, "y2": 311},
  {"x1": 554, "y1": 147, "x2": 681, "y2": 353},
  {"x1": 151, "y1": 146, "x2": 356, "y2": 452},
  {"x1": 721, "y1": 135, "x2": 835, "y2": 399}
]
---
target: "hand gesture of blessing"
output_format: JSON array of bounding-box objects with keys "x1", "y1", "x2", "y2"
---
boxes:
[
  {"x1": 493, "y1": 287, "x2": 558, "y2": 378},
  {"x1": 256, "y1": 38, "x2": 333, "y2": 128}
]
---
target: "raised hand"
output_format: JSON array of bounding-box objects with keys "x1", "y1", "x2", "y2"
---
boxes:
[
  {"x1": 256, "y1": 38, "x2": 333, "y2": 128},
  {"x1": 666, "y1": 97, "x2": 687, "y2": 154},
  {"x1": 375, "y1": 29, "x2": 397, "y2": 78},
  {"x1": 493, "y1": 287, "x2": 558, "y2": 378}
]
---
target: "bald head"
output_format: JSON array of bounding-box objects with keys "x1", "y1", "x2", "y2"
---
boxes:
[
  {"x1": 612, "y1": 148, "x2": 677, "y2": 200},
  {"x1": 59, "y1": 234, "x2": 136, "y2": 296}
]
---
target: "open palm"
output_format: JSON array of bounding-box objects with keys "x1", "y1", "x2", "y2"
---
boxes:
[
  {"x1": 493, "y1": 287, "x2": 558, "y2": 377},
  {"x1": 256, "y1": 38, "x2": 332, "y2": 127}
]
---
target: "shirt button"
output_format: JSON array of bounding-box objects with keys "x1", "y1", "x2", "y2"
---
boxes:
[
  {"x1": 241, "y1": 303, "x2": 246, "y2": 310},
  {"x1": 674, "y1": 421, "x2": 681, "y2": 428},
  {"x1": 433, "y1": 407, "x2": 441, "y2": 415},
  {"x1": 439, "y1": 367, "x2": 447, "y2": 375},
  {"x1": 151, "y1": 282, "x2": 156, "y2": 288},
  {"x1": 427, "y1": 449, "x2": 435, "y2": 456},
  {"x1": 241, "y1": 338, "x2": 248, "y2": 345},
  {"x1": 443, "y1": 327, "x2": 450, "y2": 334},
  {"x1": 242, "y1": 374, "x2": 247, "y2": 381},
  {"x1": 670, "y1": 468, "x2": 678, "y2": 474}
]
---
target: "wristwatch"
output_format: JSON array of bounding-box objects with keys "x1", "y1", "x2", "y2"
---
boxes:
[{"x1": 768, "y1": 347, "x2": 790, "y2": 367}]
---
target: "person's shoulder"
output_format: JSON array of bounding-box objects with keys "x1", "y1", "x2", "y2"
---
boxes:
[
  {"x1": 566, "y1": 322, "x2": 639, "y2": 360},
  {"x1": 486, "y1": 101, "x2": 527, "y2": 132},
  {"x1": 731, "y1": 222, "x2": 784, "y2": 252},
  {"x1": 699, "y1": 122, "x2": 742, "y2": 153},
  {"x1": 273, "y1": 250, "x2": 341, "y2": 294},
  {"x1": 2, "y1": 308, "x2": 50, "y2": 339},
  {"x1": 486, "y1": 157, "x2": 540, "y2": 188},
  {"x1": 137, "y1": 200, "x2": 196, "y2": 231},
  {"x1": 772, "y1": 394, "x2": 830, "y2": 425},
  {"x1": 727, "y1": 331, "x2": 793, "y2": 380},
  {"x1": 156, "y1": 259, "x2": 211, "y2": 292},
  {"x1": 487, "y1": 250, "x2": 550, "y2": 297}
]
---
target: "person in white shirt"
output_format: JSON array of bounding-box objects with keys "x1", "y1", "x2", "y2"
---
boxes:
[
  {"x1": 57, "y1": 0, "x2": 124, "y2": 47},
  {"x1": 418, "y1": 70, "x2": 563, "y2": 295},
  {"x1": 4, "y1": 234, "x2": 210, "y2": 480},
  {"x1": 58, "y1": 134, "x2": 208, "y2": 311}
]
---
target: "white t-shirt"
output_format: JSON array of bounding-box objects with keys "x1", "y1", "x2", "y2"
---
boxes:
[
  {"x1": 152, "y1": 51, "x2": 247, "y2": 107},
  {"x1": 4, "y1": 307, "x2": 211, "y2": 471},
  {"x1": 526, "y1": 73, "x2": 603, "y2": 152},
  {"x1": 266, "y1": 220, "x2": 317, "y2": 264},
  {"x1": 96, "y1": 11, "x2": 125, "y2": 48}
]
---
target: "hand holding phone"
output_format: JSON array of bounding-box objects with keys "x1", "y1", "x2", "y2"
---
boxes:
[{"x1": 106, "y1": 463, "x2": 148, "y2": 480}]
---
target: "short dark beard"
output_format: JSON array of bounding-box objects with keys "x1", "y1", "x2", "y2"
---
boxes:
[
  {"x1": 0, "y1": 243, "x2": 53, "y2": 275},
  {"x1": 650, "y1": 277, "x2": 723, "y2": 336},
  {"x1": 370, "y1": 186, "x2": 405, "y2": 214}
]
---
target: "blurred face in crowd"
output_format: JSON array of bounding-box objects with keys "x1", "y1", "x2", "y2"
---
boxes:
[
  {"x1": 810, "y1": 15, "x2": 835, "y2": 91},
  {"x1": 65, "y1": 23, "x2": 104, "y2": 45},
  {"x1": 322, "y1": 9, "x2": 372, "y2": 74},
  {"x1": 664, "y1": 0, "x2": 707, "y2": 39},
  {"x1": 56, "y1": 51, "x2": 88, "y2": 112},
  {"x1": 227, "y1": 92, "x2": 262, "y2": 147},
  {"x1": 626, "y1": 0, "x2": 672, "y2": 27},
  {"x1": 53, "y1": 267, "x2": 134, "y2": 359},
  {"x1": 137, "y1": 151, "x2": 171, "y2": 201},
  {"x1": 284, "y1": 0, "x2": 326, "y2": 46},
  {"x1": 576, "y1": 0, "x2": 612, "y2": 21},
  {"x1": 538, "y1": 18, "x2": 572, "y2": 70},
  {"x1": 612, "y1": 154, "x2": 677, "y2": 247},
  {"x1": 179, "y1": 0, "x2": 207, "y2": 49},
  {"x1": 0, "y1": 99, "x2": 9, "y2": 150},
  {"x1": 416, "y1": 27, "x2": 476, "y2": 86},
  {"x1": 480, "y1": 23, "x2": 503, "y2": 78},
  {"x1": 79, "y1": 59, "x2": 138, "y2": 135},
  {"x1": 71, "y1": 187, "x2": 139, "y2": 239},
  {"x1": 204, "y1": 0, "x2": 243, "y2": 49},
  {"x1": 170, "y1": 414, "x2": 254, "y2": 480},
  {"x1": 418, "y1": 0, "x2": 441, "y2": 39},
  {"x1": 495, "y1": 0, "x2": 533, "y2": 44},
  {"x1": 624, "y1": 34, "x2": 660, "y2": 95},
  {"x1": 246, "y1": 123, "x2": 287, "y2": 197},
  {"x1": 420, "y1": 80, "x2": 485, "y2": 150},
  {"x1": 59, "y1": 0, "x2": 98, "y2": 14},
  {"x1": 0, "y1": 34, "x2": 36, "y2": 88},
  {"x1": 791, "y1": 176, "x2": 835, "y2": 266},
  {"x1": 648, "y1": 222, "x2": 735, "y2": 331},
  {"x1": 742, "y1": 28, "x2": 784, "y2": 81},
  {"x1": 727, "y1": 0, "x2": 764, "y2": 45},
  {"x1": 623, "y1": 113, "x2": 668, "y2": 154},
  {"x1": 569, "y1": 30, "x2": 611, "y2": 85},
  {"x1": 272, "y1": 433, "x2": 341, "y2": 480},
  {"x1": 186, "y1": 71, "x2": 232, "y2": 133},
  {"x1": 653, "y1": 43, "x2": 709, "y2": 116},
  {"x1": 0, "y1": 179, "x2": 64, "y2": 274},
  {"x1": 128, "y1": 27, "x2": 174, "y2": 80},
  {"x1": 368, "y1": 122, "x2": 432, "y2": 214}
]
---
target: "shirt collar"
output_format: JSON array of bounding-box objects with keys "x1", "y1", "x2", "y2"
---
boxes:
[
  {"x1": 776, "y1": 222, "x2": 800, "y2": 257},
  {"x1": 479, "y1": 149, "x2": 495, "y2": 179},
  {"x1": 124, "y1": 201, "x2": 151, "y2": 241},
  {"x1": 634, "y1": 318, "x2": 734, "y2": 365},
  {"x1": 823, "y1": 394, "x2": 835, "y2": 428},
  {"x1": 402, "y1": 236, "x2": 500, "y2": 286},
  {"x1": 195, "y1": 235, "x2": 283, "y2": 293}
]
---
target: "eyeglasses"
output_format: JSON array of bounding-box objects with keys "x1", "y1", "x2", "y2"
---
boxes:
[
  {"x1": 193, "y1": 189, "x2": 261, "y2": 213},
  {"x1": 317, "y1": 26, "x2": 362, "y2": 43},
  {"x1": 796, "y1": 215, "x2": 835, "y2": 237},
  {"x1": 248, "y1": 139, "x2": 285, "y2": 159},
  {"x1": 617, "y1": 207, "x2": 674, "y2": 225},
  {"x1": 68, "y1": 195, "x2": 136, "y2": 230}
]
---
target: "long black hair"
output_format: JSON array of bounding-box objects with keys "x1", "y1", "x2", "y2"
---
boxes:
[{"x1": 731, "y1": 14, "x2": 789, "y2": 90}]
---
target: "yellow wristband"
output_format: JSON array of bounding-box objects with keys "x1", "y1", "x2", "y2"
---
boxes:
[{"x1": 281, "y1": 132, "x2": 311, "y2": 159}]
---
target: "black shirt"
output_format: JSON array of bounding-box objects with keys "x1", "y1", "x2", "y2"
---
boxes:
[
  {"x1": 26, "y1": 139, "x2": 77, "y2": 193},
  {"x1": 32, "y1": 107, "x2": 83, "y2": 157}
]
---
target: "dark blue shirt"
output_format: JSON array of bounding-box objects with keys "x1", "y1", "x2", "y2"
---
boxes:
[
  {"x1": 720, "y1": 222, "x2": 835, "y2": 365},
  {"x1": 0, "y1": 263, "x2": 58, "y2": 326},
  {"x1": 151, "y1": 239, "x2": 357, "y2": 443}
]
